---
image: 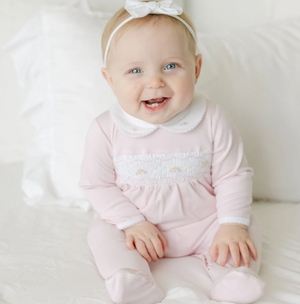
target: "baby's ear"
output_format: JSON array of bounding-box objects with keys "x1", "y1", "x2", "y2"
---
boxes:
[
  {"x1": 195, "y1": 53, "x2": 202, "y2": 84},
  {"x1": 101, "y1": 67, "x2": 114, "y2": 91}
]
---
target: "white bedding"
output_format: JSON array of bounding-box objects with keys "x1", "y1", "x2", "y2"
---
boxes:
[{"x1": 1, "y1": 162, "x2": 300, "y2": 304}]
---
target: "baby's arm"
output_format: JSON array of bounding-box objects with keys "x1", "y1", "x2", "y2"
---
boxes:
[
  {"x1": 209, "y1": 103, "x2": 256, "y2": 267},
  {"x1": 78, "y1": 118, "x2": 166, "y2": 261},
  {"x1": 78, "y1": 118, "x2": 146, "y2": 230}
]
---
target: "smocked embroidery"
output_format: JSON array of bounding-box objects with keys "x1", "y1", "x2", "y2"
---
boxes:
[
  {"x1": 169, "y1": 166, "x2": 181, "y2": 173},
  {"x1": 113, "y1": 150, "x2": 212, "y2": 185},
  {"x1": 136, "y1": 168, "x2": 147, "y2": 175},
  {"x1": 201, "y1": 160, "x2": 209, "y2": 167}
]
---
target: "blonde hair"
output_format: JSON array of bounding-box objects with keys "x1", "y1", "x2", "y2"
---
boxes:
[{"x1": 101, "y1": 5, "x2": 197, "y2": 65}]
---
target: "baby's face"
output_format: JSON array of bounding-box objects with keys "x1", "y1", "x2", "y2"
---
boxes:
[{"x1": 102, "y1": 20, "x2": 202, "y2": 124}]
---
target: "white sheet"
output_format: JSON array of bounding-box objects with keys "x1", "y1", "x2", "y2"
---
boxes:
[{"x1": 0, "y1": 162, "x2": 299, "y2": 304}]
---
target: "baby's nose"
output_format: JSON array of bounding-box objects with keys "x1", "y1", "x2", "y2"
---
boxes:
[{"x1": 146, "y1": 75, "x2": 166, "y2": 89}]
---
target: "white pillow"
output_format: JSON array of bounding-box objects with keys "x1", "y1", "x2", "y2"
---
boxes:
[
  {"x1": 4, "y1": 5, "x2": 300, "y2": 211},
  {"x1": 4, "y1": 5, "x2": 115, "y2": 211},
  {"x1": 196, "y1": 17, "x2": 300, "y2": 201}
]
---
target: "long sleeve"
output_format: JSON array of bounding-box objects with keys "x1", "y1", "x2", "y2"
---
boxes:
[
  {"x1": 78, "y1": 118, "x2": 146, "y2": 230},
  {"x1": 211, "y1": 103, "x2": 254, "y2": 226}
]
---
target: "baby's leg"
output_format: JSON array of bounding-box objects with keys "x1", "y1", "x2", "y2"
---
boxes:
[
  {"x1": 87, "y1": 213, "x2": 164, "y2": 304},
  {"x1": 195, "y1": 212, "x2": 266, "y2": 304}
]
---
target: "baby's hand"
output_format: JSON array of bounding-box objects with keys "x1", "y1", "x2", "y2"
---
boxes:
[
  {"x1": 209, "y1": 223, "x2": 258, "y2": 268},
  {"x1": 123, "y1": 220, "x2": 167, "y2": 262}
]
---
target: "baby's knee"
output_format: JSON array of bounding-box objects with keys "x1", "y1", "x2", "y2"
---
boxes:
[
  {"x1": 86, "y1": 215, "x2": 124, "y2": 248},
  {"x1": 105, "y1": 268, "x2": 164, "y2": 304}
]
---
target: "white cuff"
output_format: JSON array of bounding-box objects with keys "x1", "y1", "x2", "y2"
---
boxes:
[
  {"x1": 219, "y1": 217, "x2": 250, "y2": 226},
  {"x1": 116, "y1": 215, "x2": 146, "y2": 230}
]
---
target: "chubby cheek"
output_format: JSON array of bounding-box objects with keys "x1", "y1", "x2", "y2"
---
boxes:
[
  {"x1": 175, "y1": 75, "x2": 195, "y2": 97},
  {"x1": 114, "y1": 81, "x2": 142, "y2": 111}
]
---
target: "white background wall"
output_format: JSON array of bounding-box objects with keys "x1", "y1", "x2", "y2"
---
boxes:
[
  {"x1": 1, "y1": 0, "x2": 300, "y2": 163},
  {"x1": 186, "y1": 0, "x2": 300, "y2": 33}
]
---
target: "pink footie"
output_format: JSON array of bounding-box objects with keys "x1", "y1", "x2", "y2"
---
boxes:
[
  {"x1": 105, "y1": 268, "x2": 165, "y2": 304},
  {"x1": 210, "y1": 266, "x2": 266, "y2": 304}
]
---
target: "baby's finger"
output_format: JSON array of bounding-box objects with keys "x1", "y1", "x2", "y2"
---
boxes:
[
  {"x1": 152, "y1": 235, "x2": 164, "y2": 258},
  {"x1": 135, "y1": 238, "x2": 151, "y2": 262},
  {"x1": 209, "y1": 243, "x2": 218, "y2": 262},
  {"x1": 219, "y1": 244, "x2": 229, "y2": 266},
  {"x1": 229, "y1": 243, "x2": 240, "y2": 268},
  {"x1": 157, "y1": 232, "x2": 167, "y2": 253},
  {"x1": 143, "y1": 238, "x2": 159, "y2": 262},
  {"x1": 125, "y1": 235, "x2": 135, "y2": 250},
  {"x1": 246, "y1": 239, "x2": 258, "y2": 261},
  {"x1": 239, "y1": 242, "x2": 250, "y2": 267}
]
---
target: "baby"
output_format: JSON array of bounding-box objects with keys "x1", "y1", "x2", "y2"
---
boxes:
[{"x1": 78, "y1": 0, "x2": 266, "y2": 303}]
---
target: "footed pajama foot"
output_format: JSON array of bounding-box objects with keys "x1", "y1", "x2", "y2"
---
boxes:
[
  {"x1": 105, "y1": 268, "x2": 165, "y2": 304},
  {"x1": 210, "y1": 266, "x2": 266, "y2": 304}
]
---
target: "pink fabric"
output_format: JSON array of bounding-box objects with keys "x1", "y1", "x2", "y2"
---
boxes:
[
  {"x1": 87, "y1": 209, "x2": 264, "y2": 303},
  {"x1": 78, "y1": 95, "x2": 254, "y2": 231},
  {"x1": 210, "y1": 266, "x2": 266, "y2": 303},
  {"x1": 105, "y1": 269, "x2": 165, "y2": 304}
]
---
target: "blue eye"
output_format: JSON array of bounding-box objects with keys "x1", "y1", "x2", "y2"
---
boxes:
[
  {"x1": 130, "y1": 68, "x2": 142, "y2": 74},
  {"x1": 165, "y1": 63, "x2": 178, "y2": 70}
]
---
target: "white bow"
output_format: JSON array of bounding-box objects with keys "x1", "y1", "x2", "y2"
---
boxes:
[{"x1": 125, "y1": 0, "x2": 183, "y2": 18}]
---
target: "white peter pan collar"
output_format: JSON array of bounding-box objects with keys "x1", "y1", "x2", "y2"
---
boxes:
[{"x1": 110, "y1": 93, "x2": 207, "y2": 138}]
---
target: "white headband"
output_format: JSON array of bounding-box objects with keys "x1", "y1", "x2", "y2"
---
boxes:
[{"x1": 103, "y1": 0, "x2": 198, "y2": 67}]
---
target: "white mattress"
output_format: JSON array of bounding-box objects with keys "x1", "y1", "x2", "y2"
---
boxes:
[{"x1": 0, "y1": 162, "x2": 299, "y2": 304}]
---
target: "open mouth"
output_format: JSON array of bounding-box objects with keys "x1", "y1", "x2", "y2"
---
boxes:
[{"x1": 142, "y1": 97, "x2": 169, "y2": 108}]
